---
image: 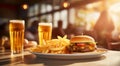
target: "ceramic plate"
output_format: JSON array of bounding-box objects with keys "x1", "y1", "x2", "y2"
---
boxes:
[{"x1": 30, "y1": 48, "x2": 107, "y2": 59}]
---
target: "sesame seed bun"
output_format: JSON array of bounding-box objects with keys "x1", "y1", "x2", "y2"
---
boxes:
[{"x1": 70, "y1": 35, "x2": 95, "y2": 43}]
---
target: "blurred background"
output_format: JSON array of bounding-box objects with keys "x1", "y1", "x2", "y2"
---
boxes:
[{"x1": 0, "y1": 0, "x2": 120, "y2": 50}]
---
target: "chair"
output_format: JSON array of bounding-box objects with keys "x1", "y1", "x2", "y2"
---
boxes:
[{"x1": 107, "y1": 42, "x2": 120, "y2": 50}]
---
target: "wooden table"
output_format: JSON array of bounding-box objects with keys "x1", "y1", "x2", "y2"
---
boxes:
[{"x1": 0, "y1": 50, "x2": 120, "y2": 66}]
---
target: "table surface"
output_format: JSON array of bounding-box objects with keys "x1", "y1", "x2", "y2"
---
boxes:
[{"x1": 0, "y1": 49, "x2": 120, "y2": 66}]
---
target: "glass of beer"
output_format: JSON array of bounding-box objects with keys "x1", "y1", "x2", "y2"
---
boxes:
[
  {"x1": 38, "y1": 23, "x2": 52, "y2": 46},
  {"x1": 9, "y1": 20, "x2": 25, "y2": 54}
]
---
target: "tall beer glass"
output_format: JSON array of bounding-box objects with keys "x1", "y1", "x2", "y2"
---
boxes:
[
  {"x1": 38, "y1": 23, "x2": 52, "y2": 46},
  {"x1": 9, "y1": 20, "x2": 25, "y2": 54}
]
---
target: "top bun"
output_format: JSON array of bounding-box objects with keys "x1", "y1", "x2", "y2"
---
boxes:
[{"x1": 70, "y1": 35, "x2": 95, "y2": 43}]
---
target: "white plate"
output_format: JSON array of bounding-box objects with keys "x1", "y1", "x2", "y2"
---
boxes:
[{"x1": 31, "y1": 48, "x2": 107, "y2": 59}]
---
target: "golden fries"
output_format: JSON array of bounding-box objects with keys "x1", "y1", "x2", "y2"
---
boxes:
[{"x1": 31, "y1": 35, "x2": 70, "y2": 54}]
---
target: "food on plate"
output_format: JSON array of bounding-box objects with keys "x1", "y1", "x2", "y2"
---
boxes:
[
  {"x1": 31, "y1": 35, "x2": 70, "y2": 54},
  {"x1": 67, "y1": 35, "x2": 97, "y2": 52},
  {"x1": 30, "y1": 35, "x2": 97, "y2": 54}
]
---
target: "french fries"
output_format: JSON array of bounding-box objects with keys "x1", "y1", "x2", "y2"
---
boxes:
[{"x1": 31, "y1": 35, "x2": 70, "y2": 54}]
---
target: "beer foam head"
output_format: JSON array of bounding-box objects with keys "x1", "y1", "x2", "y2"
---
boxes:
[
  {"x1": 38, "y1": 23, "x2": 52, "y2": 26},
  {"x1": 10, "y1": 20, "x2": 25, "y2": 24}
]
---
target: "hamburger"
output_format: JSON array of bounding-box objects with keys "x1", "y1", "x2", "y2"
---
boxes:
[{"x1": 67, "y1": 35, "x2": 97, "y2": 52}]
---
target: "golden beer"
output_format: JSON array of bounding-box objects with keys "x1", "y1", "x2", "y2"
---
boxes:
[
  {"x1": 38, "y1": 23, "x2": 52, "y2": 46},
  {"x1": 9, "y1": 20, "x2": 25, "y2": 54}
]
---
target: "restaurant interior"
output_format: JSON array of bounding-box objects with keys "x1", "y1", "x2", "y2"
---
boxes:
[{"x1": 0, "y1": 0, "x2": 120, "y2": 51}]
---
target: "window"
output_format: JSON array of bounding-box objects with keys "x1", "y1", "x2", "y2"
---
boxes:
[
  {"x1": 47, "y1": 14, "x2": 52, "y2": 23},
  {"x1": 40, "y1": 15, "x2": 47, "y2": 22},
  {"x1": 28, "y1": 0, "x2": 69, "y2": 29},
  {"x1": 28, "y1": 6, "x2": 34, "y2": 17},
  {"x1": 28, "y1": 4, "x2": 39, "y2": 17},
  {"x1": 54, "y1": 12, "x2": 60, "y2": 28},
  {"x1": 60, "y1": 10, "x2": 67, "y2": 29},
  {"x1": 53, "y1": 0, "x2": 60, "y2": 10},
  {"x1": 40, "y1": 4, "x2": 46, "y2": 13},
  {"x1": 69, "y1": 8, "x2": 75, "y2": 24},
  {"x1": 53, "y1": 10, "x2": 68, "y2": 29},
  {"x1": 46, "y1": 4, "x2": 52, "y2": 12},
  {"x1": 34, "y1": 4, "x2": 39, "y2": 15}
]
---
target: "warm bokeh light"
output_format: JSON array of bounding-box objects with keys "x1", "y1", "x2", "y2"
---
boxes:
[
  {"x1": 63, "y1": 1, "x2": 70, "y2": 8},
  {"x1": 22, "y1": 4, "x2": 28, "y2": 10}
]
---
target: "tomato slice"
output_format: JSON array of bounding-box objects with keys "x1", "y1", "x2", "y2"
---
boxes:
[{"x1": 77, "y1": 43, "x2": 85, "y2": 47}]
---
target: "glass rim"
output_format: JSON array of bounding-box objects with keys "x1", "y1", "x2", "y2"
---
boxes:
[
  {"x1": 9, "y1": 20, "x2": 25, "y2": 23},
  {"x1": 38, "y1": 22, "x2": 52, "y2": 26}
]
